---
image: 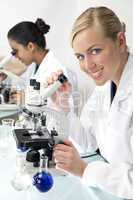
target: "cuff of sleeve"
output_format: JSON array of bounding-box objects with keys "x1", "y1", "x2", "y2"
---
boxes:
[
  {"x1": 82, "y1": 161, "x2": 108, "y2": 187},
  {"x1": 81, "y1": 161, "x2": 133, "y2": 199}
]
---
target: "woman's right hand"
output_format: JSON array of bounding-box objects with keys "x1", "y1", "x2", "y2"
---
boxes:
[
  {"x1": 45, "y1": 70, "x2": 72, "y2": 112},
  {"x1": 53, "y1": 139, "x2": 87, "y2": 177}
]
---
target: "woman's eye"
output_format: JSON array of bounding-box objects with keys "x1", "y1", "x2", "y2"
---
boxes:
[
  {"x1": 76, "y1": 54, "x2": 84, "y2": 61},
  {"x1": 91, "y1": 49, "x2": 101, "y2": 55}
]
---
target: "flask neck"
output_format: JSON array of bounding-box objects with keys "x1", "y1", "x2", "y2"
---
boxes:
[{"x1": 40, "y1": 155, "x2": 48, "y2": 173}]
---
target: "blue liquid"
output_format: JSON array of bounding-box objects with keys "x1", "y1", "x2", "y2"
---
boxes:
[
  {"x1": 17, "y1": 146, "x2": 29, "y2": 152},
  {"x1": 32, "y1": 171, "x2": 54, "y2": 192}
]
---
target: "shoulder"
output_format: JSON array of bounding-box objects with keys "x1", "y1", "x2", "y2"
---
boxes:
[{"x1": 20, "y1": 63, "x2": 36, "y2": 77}]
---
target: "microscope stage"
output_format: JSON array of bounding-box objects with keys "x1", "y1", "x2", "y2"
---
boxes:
[{"x1": 13, "y1": 128, "x2": 53, "y2": 149}]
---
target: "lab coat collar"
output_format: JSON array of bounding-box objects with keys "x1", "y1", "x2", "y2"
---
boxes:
[
  {"x1": 100, "y1": 53, "x2": 133, "y2": 113},
  {"x1": 108, "y1": 53, "x2": 133, "y2": 119},
  {"x1": 37, "y1": 50, "x2": 54, "y2": 73},
  {"x1": 33, "y1": 49, "x2": 51, "y2": 79},
  {"x1": 116, "y1": 53, "x2": 133, "y2": 98},
  {"x1": 35, "y1": 50, "x2": 67, "y2": 83}
]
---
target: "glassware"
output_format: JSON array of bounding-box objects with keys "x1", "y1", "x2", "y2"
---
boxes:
[
  {"x1": 11, "y1": 148, "x2": 31, "y2": 191},
  {"x1": 0, "y1": 118, "x2": 15, "y2": 158},
  {"x1": 1, "y1": 118, "x2": 14, "y2": 126},
  {"x1": 32, "y1": 155, "x2": 54, "y2": 192},
  {"x1": 15, "y1": 112, "x2": 33, "y2": 129},
  {"x1": 1, "y1": 118, "x2": 14, "y2": 141}
]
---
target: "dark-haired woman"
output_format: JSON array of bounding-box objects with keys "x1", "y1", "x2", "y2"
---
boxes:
[
  {"x1": 7, "y1": 18, "x2": 69, "y2": 87},
  {"x1": 7, "y1": 18, "x2": 73, "y2": 131}
]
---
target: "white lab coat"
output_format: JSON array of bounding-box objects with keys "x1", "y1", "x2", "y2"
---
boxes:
[
  {"x1": 20, "y1": 50, "x2": 76, "y2": 132},
  {"x1": 69, "y1": 53, "x2": 133, "y2": 199},
  {"x1": 20, "y1": 50, "x2": 68, "y2": 87},
  {"x1": 21, "y1": 50, "x2": 77, "y2": 101}
]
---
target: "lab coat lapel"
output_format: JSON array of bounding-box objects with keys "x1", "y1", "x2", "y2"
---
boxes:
[{"x1": 109, "y1": 54, "x2": 133, "y2": 124}]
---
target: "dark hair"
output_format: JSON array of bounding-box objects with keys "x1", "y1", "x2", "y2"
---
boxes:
[{"x1": 7, "y1": 18, "x2": 50, "y2": 49}]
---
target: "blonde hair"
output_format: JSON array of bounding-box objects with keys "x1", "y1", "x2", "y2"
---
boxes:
[{"x1": 71, "y1": 6, "x2": 125, "y2": 46}]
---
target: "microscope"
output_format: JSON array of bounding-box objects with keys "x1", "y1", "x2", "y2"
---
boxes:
[
  {"x1": 13, "y1": 73, "x2": 68, "y2": 168},
  {"x1": 0, "y1": 52, "x2": 25, "y2": 105},
  {"x1": 0, "y1": 53, "x2": 67, "y2": 166},
  {"x1": 0, "y1": 83, "x2": 11, "y2": 104},
  {"x1": 0, "y1": 54, "x2": 69, "y2": 191}
]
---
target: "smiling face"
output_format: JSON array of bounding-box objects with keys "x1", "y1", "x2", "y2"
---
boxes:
[
  {"x1": 8, "y1": 39, "x2": 35, "y2": 66},
  {"x1": 72, "y1": 24, "x2": 126, "y2": 86}
]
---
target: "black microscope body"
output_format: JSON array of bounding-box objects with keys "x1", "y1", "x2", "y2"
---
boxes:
[
  {"x1": 13, "y1": 108, "x2": 59, "y2": 166},
  {"x1": 0, "y1": 83, "x2": 11, "y2": 103}
]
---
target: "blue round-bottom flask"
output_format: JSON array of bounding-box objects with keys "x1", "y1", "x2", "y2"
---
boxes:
[
  {"x1": 33, "y1": 171, "x2": 54, "y2": 192},
  {"x1": 17, "y1": 146, "x2": 29, "y2": 152}
]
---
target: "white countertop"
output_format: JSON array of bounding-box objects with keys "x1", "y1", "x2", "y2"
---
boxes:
[{"x1": 0, "y1": 126, "x2": 123, "y2": 200}]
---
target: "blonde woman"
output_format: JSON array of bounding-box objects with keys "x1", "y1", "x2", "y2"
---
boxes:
[{"x1": 53, "y1": 6, "x2": 133, "y2": 199}]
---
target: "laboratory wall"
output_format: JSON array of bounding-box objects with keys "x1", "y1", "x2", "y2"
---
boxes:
[{"x1": 0, "y1": 0, "x2": 133, "y2": 110}]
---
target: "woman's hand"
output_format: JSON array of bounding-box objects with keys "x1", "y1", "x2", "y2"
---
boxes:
[
  {"x1": 46, "y1": 70, "x2": 72, "y2": 112},
  {"x1": 53, "y1": 139, "x2": 87, "y2": 177}
]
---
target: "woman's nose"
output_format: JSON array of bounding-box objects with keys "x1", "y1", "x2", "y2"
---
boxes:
[{"x1": 83, "y1": 55, "x2": 94, "y2": 72}]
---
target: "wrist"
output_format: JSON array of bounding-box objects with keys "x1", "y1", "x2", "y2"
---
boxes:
[{"x1": 79, "y1": 161, "x2": 87, "y2": 177}]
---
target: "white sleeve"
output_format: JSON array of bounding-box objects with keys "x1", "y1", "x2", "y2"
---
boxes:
[
  {"x1": 82, "y1": 161, "x2": 133, "y2": 199},
  {"x1": 44, "y1": 99, "x2": 98, "y2": 154},
  {"x1": 68, "y1": 110, "x2": 98, "y2": 154},
  {"x1": 65, "y1": 86, "x2": 101, "y2": 154}
]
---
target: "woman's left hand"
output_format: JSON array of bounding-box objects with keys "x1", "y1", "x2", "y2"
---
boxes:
[
  {"x1": 53, "y1": 139, "x2": 87, "y2": 177},
  {"x1": 46, "y1": 70, "x2": 72, "y2": 112}
]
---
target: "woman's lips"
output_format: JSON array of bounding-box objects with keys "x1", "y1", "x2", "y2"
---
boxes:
[{"x1": 89, "y1": 67, "x2": 104, "y2": 79}]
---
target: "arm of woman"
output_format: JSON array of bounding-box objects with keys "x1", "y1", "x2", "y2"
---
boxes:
[{"x1": 54, "y1": 139, "x2": 133, "y2": 199}]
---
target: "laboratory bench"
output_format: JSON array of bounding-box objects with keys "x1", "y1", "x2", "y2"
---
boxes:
[
  {"x1": 0, "y1": 105, "x2": 20, "y2": 122},
  {"x1": 0, "y1": 112, "x2": 124, "y2": 200}
]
